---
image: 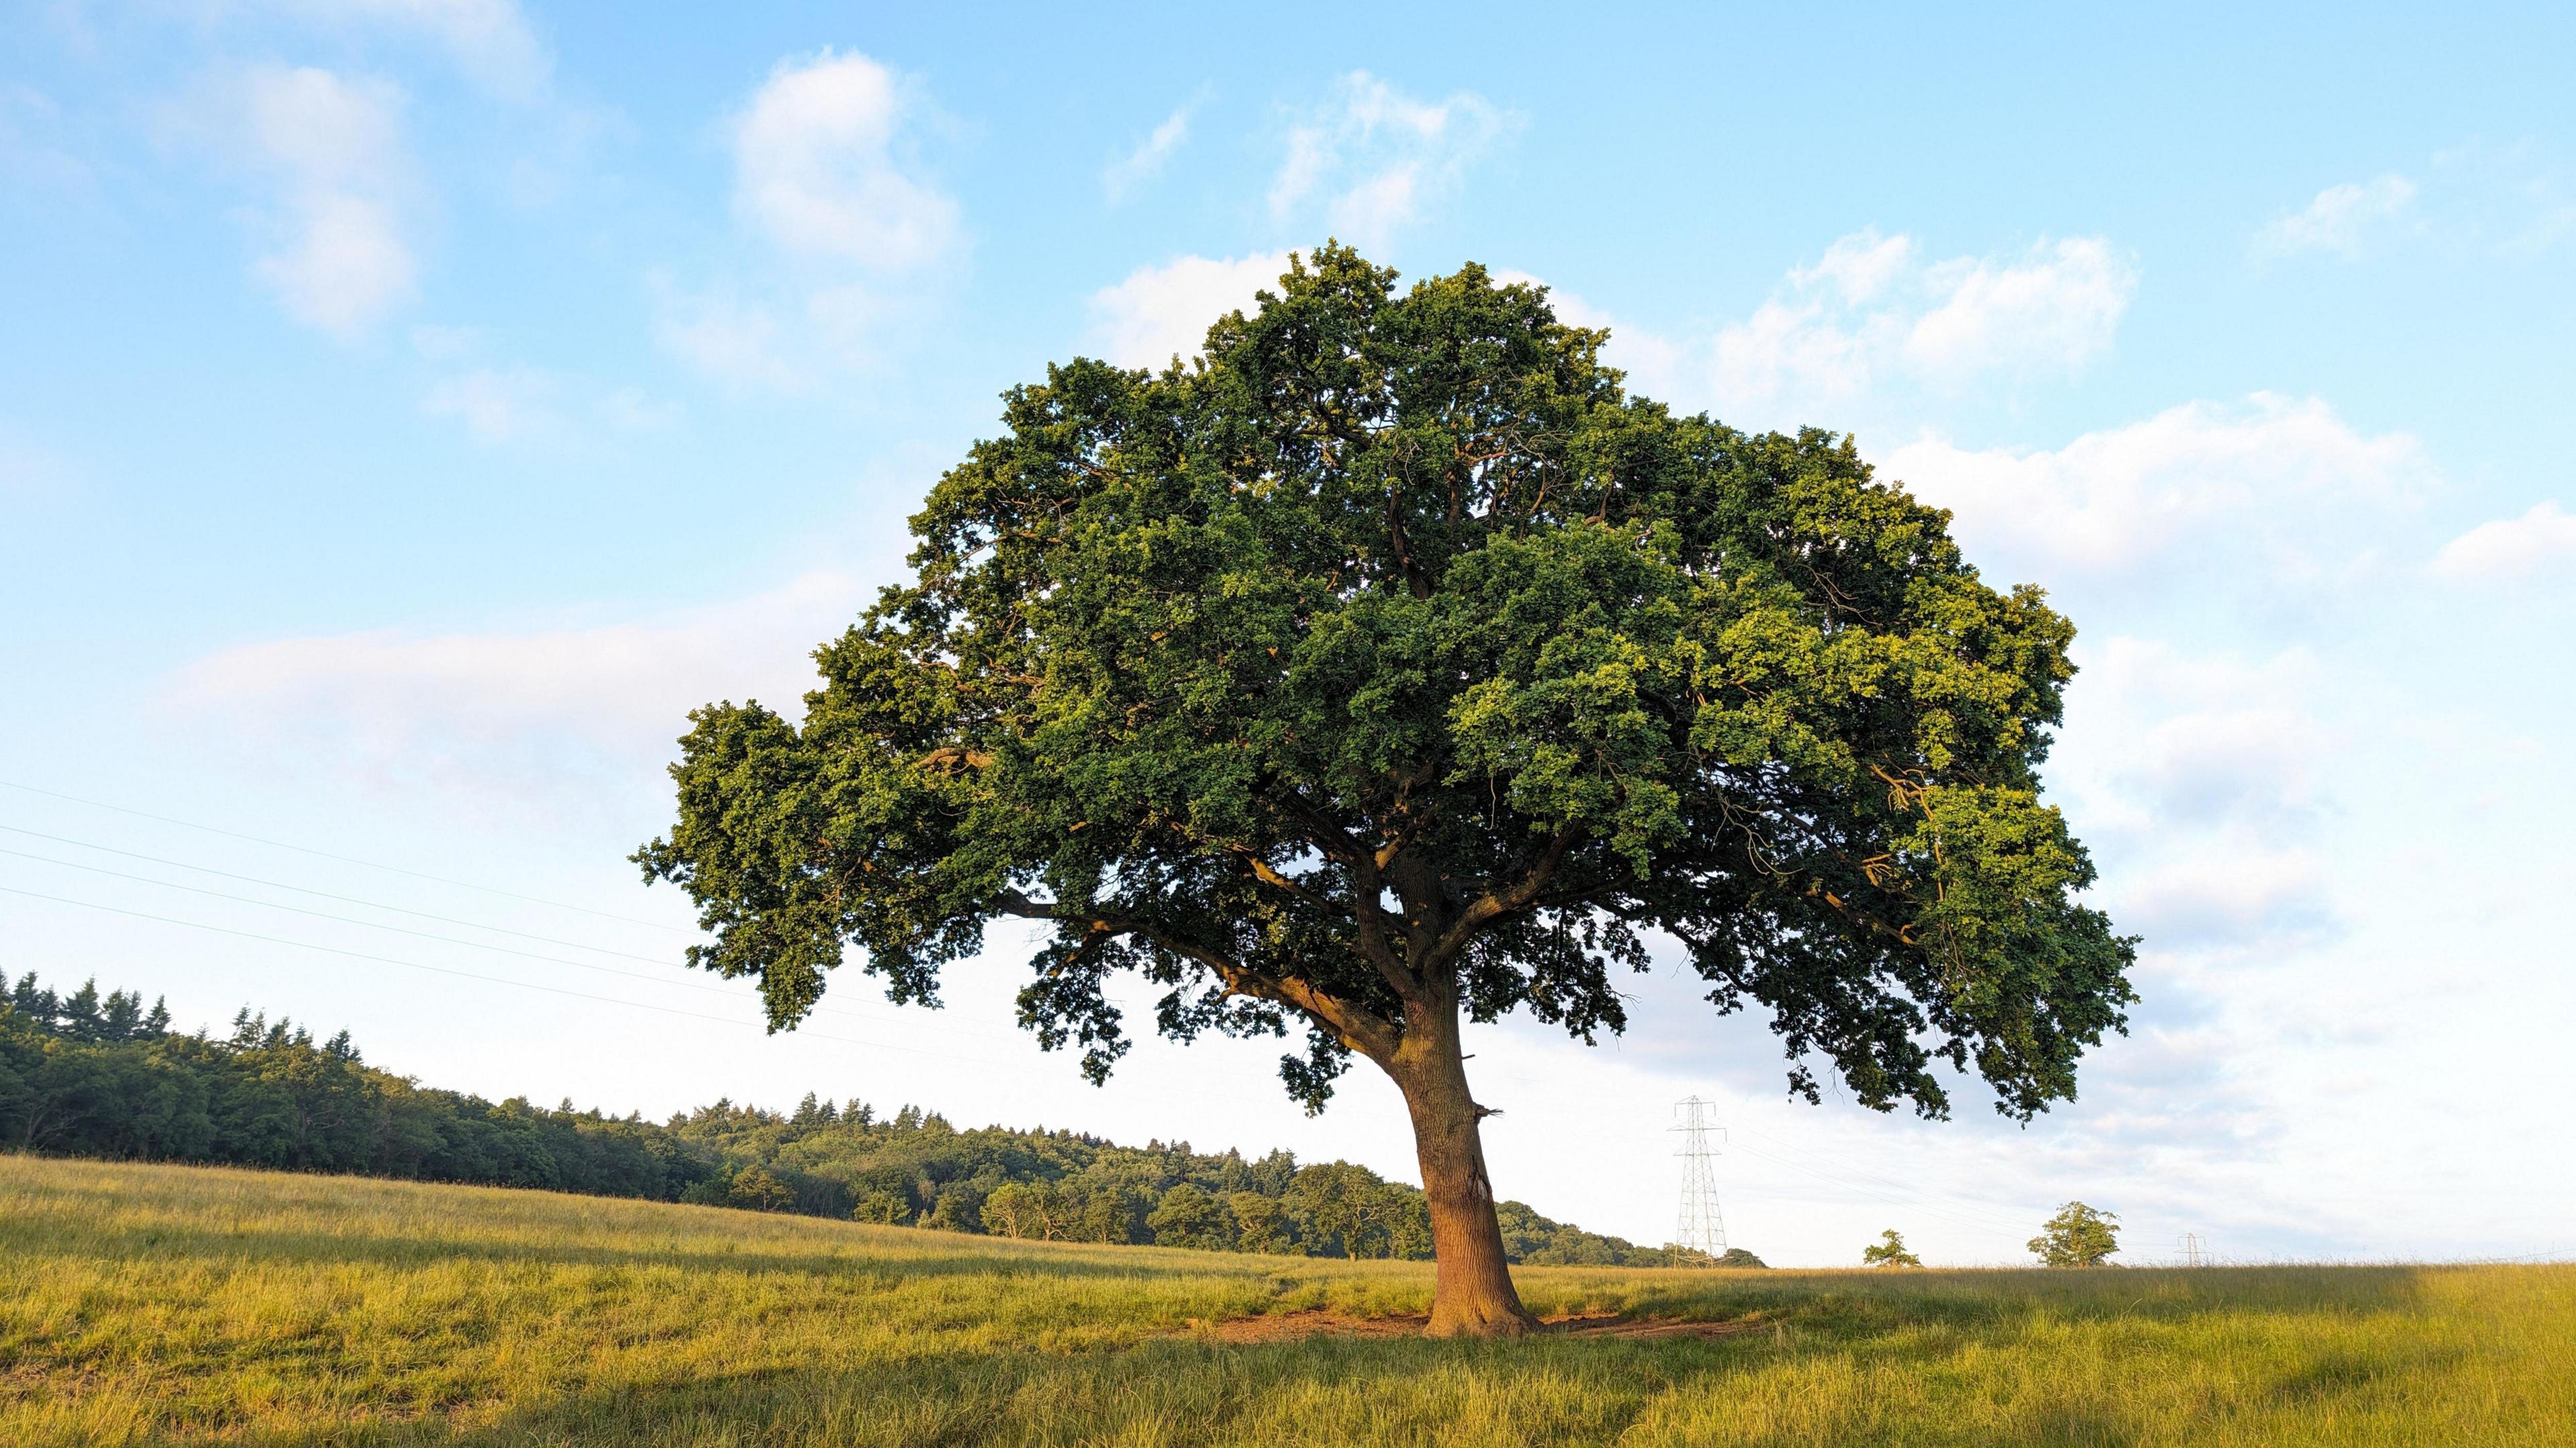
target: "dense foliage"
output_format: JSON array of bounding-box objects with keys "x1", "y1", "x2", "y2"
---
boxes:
[
  {"x1": 0, "y1": 972, "x2": 1692, "y2": 1265},
  {"x1": 637, "y1": 244, "x2": 2135, "y2": 1122}
]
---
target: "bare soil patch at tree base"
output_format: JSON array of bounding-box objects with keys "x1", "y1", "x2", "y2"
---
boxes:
[{"x1": 1185, "y1": 1308, "x2": 1766, "y2": 1343}]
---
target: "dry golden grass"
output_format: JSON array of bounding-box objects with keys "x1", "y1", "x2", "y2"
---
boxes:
[{"x1": 5, "y1": 1154, "x2": 2571, "y2": 1446}]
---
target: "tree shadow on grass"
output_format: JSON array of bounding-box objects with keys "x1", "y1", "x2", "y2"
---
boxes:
[{"x1": 213, "y1": 1275, "x2": 2461, "y2": 1448}]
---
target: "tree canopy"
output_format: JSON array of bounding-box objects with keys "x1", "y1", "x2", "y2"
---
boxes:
[
  {"x1": 639, "y1": 243, "x2": 2131, "y2": 1116},
  {"x1": 636, "y1": 244, "x2": 2136, "y2": 1332}
]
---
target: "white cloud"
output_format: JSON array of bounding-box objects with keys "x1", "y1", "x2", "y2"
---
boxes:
[
  {"x1": 1, "y1": 82, "x2": 89, "y2": 190},
  {"x1": 2121, "y1": 848, "x2": 2336, "y2": 950},
  {"x1": 1790, "y1": 230, "x2": 1917, "y2": 304},
  {"x1": 654, "y1": 51, "x2": 956, "y2": 388},
  {"x1": 1904, "y1": 237, "x2": 2135, "y2": 375},
  {"x1": 408, "y1": 322, "x2": 482, "y2": 360},
  {"x1": 1269, "y1": 72, "x2": 1511, "y2": 250},
  {"x1": 731, "y1": 50, "x2": 955, "y2": 271},
  {"x1": 2431, "y1": 501, "x2": 2576, "y2": 583},
  {"x1": 650, "y1": 279, "x2": 799, "y2": 391},
  {"x1": 221, "y1": 65, "x2": 419, "y2": 339},
  {"x1": 2254, "y1": 174, "x2": 2418, "y2": 258},
  {"x1": 268, "y1": 0, "x2": 551, "y2": 100},
  {"x1": 1880, "y1": 393, "x2": 2433, "y2": 575},
  {"x1": 1557, "y1": 230, "x2": 2137, "y2": 430},
  {"x1": 1087, "y1": 252, "x2": 1291, "y2": 369},
  {"x1": 1104, "y1": 99, "x2": 1195, "y2": 203},
  {"x1": 2059, "y1": 638, "x2": 2330, "y2": 836},
  {"x1": 421, "y1": 366, "x2": 676, "y2": 445},
  {"x1": 423, "y1": 366, "x2": 551, "y2": 442},
  {"x1": 169, "y1": 573, "x2": 864, "y2": 807}
]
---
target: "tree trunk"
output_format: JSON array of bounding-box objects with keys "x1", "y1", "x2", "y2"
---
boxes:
[{"x1": 1389, "y1": 1002, "x2": 1540, "y2": 1338}]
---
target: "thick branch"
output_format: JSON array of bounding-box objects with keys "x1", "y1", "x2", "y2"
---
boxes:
[
  {"x1": 1270, "y1": 787, "x2": 1419, "y2": 998},
  {"x1": 1426, "y1": 824, "x2": 1582, "y2": 972},
  {"x1": 990, "y1": 889, "x2": 1401, "y2": 1062}
]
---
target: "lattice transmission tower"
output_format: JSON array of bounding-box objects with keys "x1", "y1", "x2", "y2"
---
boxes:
[{"x1": 1670, "y1": 1096, "x2": 1729, "y2": 1264}]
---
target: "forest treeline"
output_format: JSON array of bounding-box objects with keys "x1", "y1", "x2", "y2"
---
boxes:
[{"x1": 1, "y1": 973, "x2": 1760, "y2": 1266}]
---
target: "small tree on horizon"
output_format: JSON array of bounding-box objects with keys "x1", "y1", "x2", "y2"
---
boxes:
[
  {"x1": 1862, "y1": 1229, "x2": 1924, "y2": 1268},
  {"x1": 2028, "y1": 1201, "x2": 2121, "y2": 1267},
  {"x1": 636, "y1": 245, "x2": 2136, "y2": 1336}
]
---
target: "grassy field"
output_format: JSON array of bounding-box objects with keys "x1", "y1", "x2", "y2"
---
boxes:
[{"x1": 5, "y1": 1156, "x2": 2571, "y2": 1447}]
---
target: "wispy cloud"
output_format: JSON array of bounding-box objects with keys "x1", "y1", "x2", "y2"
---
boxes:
[
  {"x1": 1269, "y1": 72, "x2": 1513, "y2": 251},
  {"x1": 265, "y1": 0, "x2": 551, "y2": 101},
  {"x1": 421, "y1": 365, "x2": 676, "y2": 445},
  {"x1": 169, "y1": 573, "x2": 864, "y2": 813},
  {"x1": 182, "y1": 64, "x2": 422, "y2": 339},
  {"x1": 1104, "y1": 95, "x2": 1199, "y2": 203},
  {"x1": 2253, "y1": 174, "x2": 2418, "y2": 258},
  {"x1": 656, "y1": 50, "x2": 957, "y2": 390}
]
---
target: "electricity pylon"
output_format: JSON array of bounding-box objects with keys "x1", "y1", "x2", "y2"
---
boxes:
[
  {"x1": 1670, "y1": 1095, "x2": 1729, "y2": 1265},
  {"x1": 2180, "y1": 1232, "x2": 2206, "y2": 1268}
]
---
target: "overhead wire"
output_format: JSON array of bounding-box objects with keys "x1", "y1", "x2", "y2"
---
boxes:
[
  {"x1": 0, "y1": 822, "x2": 689, "y2": 966},
  {"x1": 0, "y1": 778, "x2": 692, "y2": 933},
  {"x1": 0, "y1": 843, "x2": 1032, "y2": 1046},
  {"x1": 1727, "y1": 1121, "x2": 2052, "y2": 1229},
  {"x1": 1721, "y1": 1139, "x2": 2040, "y2": 1235},
  {"x1": 0, "y1": 883, "x2": 1026, "y2": 1070}
]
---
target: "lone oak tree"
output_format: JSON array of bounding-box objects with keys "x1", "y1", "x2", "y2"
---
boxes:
[{"x1": 636, "y1": 246, "x2": 2137, "y2": 1337}]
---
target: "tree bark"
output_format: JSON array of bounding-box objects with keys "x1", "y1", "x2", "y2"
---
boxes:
[{"x1": 1388, "y1": 997, "x2": 1540, "y2": 1338}]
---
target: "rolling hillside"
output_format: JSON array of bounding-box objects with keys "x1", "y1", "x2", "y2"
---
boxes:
[{"x1": 6, "y1": 1154, "x2": 2573, "y2": 1446}]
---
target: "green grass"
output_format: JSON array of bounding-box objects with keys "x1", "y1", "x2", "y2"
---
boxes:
[{"x1": 5, "y1": 1156, "x2": 2571, "y2": 1446}]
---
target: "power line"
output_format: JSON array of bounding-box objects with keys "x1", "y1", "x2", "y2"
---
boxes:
[
  {"x1": 0, "y1": 823, "x2": 684, "y2": 966},
  {"x1": 1723, "y1": 1139, "x2": 2038, "y2": 1236},
  {"x1": 0, "y1": 882, "x2": 1024, "y2": 1069},
  {"x1": 1727, "y1": 1121, "x2": 2045, "y2": 1231},
  {"x1": 0, "y1": 778, "x2": 691, "y2": 934},
  {"x1": 0, "y1": 845, "x2": 1026, "y2": 1045}
]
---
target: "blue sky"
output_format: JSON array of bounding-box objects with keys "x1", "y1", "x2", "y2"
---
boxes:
[{"x1": 5, "y1": 1, "x2": 2573, "y2": 1266}]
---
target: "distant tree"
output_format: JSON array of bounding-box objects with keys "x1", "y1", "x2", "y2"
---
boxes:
[
  {"x1": 1147, "y1": 1182, "x2": 1235, "y2": 1251},
  {"x1": 726, "y1": 1165, "x2": 796, "y2": 1212},
  {"x1": 635, "y1": 246, "x2": 2136, "y2": 1333},
  {"x1": 1862, "y1": 1229, "x2": 1923, "y2": 1268},
  {"x1": 1227, "y1": 1191, "x2": 1301, "y2": 1255},
  {"x1": 925, "y1": 1182, "x2": 986, "y2": 1232},
  {"x1": 2028, "y1": 1201, "x2": 2120, "y2": 1267},
  {"x1": 851, "y1": 1190, "x2": 912, "y2": 1225},
  {"x1": 1717, "y1": 1247, "x2": 1768, "y2": 1268},
  {"x1": 984, "y1": 1180, "x2": 1074, "y2": 1240}
]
